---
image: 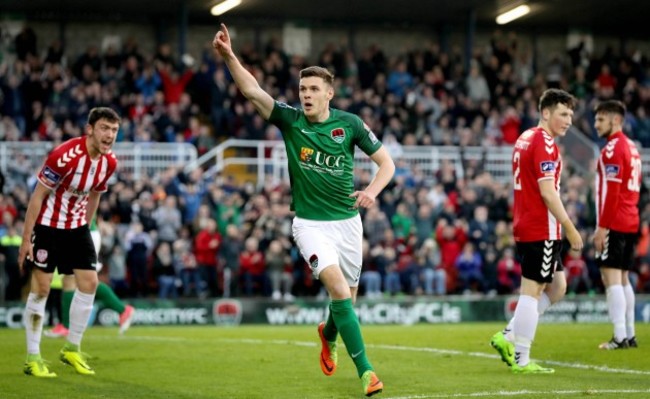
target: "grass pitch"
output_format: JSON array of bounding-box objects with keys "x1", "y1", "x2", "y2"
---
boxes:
[{"x1": 1, "y1": 323, "x2": 648, "y2": 398}]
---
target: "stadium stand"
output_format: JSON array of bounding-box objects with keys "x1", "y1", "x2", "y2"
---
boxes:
[{"x1": 2, "y1": 6, "x2": 650, "y2": 301}]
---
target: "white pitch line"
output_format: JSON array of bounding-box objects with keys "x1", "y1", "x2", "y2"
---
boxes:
[
  {"x1": 103, "y1": 335, "x2": 650, "y2": 376},
  {"x1": 369, "y1": 343, "x2": 650, "y2": 376},
  {"x1": 381, "y1": 389, "x2": 650, "y2": 399}
]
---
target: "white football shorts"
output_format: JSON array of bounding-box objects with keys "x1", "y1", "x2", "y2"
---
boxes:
[
  {"x1": 292, "y1": 215, "x2": 363, "y2": 287},
  {"x1": 90, "y1": 229, "x2": 103, "y2": 272},
  {"x1": 90, "y1": 230, "x2": 101, "y2": 256}
]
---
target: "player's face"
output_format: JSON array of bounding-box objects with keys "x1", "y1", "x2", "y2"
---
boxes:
[
  {"x1": 87, "y1": 118, "x2": 119, "y2": 156},
  {"x1": 299, "y1": 76, "x2": 333, "y2": 122},
  {"x1": 545, "y1": 103, "x2": 573, "y2": 137},
  {"x1": 594, "y1": 112, "x2": 615, "y2": 138}
]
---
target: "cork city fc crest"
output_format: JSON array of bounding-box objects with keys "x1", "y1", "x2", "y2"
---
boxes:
[
  {"x1": 300, "y1": 147, "x2": 314, "y2": 162},
  {"x1": 330, "y1": 128, "x2": 345, "y2": 143},
  {"x1": 213, "y1": 299, "x2": 243, "y2": 326}
]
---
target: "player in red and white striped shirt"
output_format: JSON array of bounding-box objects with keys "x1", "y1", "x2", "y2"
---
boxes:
[
  {"x1": 491, "y1": 89, "x2": 583, "y2": 374},
  {"x1": 34, "y1": 134, "x2": 117, "y2": 229},
  {"x1": 18, "y1": 107, "x2": 120, "y2": 378},
  {"x1": 593, "y1": 100, "x2": 640, "y2": 350}
]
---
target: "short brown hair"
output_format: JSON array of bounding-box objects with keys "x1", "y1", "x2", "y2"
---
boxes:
[
  {"x1": 594, "y1": 100, "x2": 626, "y2": 117},
  {"x1": 538, "y1": 89, "x2": 577, "y2": 113},
  {"x1": 299, "y1": 66, "x2": 334, "y2": 86},
  {"x1": 87, "y1": 107, "x2": 121, "y2": 126}
]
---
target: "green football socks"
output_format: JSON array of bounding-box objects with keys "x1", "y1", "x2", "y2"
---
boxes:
[
  {"x1": 322, "y1": 303, "x2": 338, "y2": 342},
  {"x1": 330, "y1": 298, "x2": 373, "y2": 377},
  {"x1": 96, "y1": 282, "x2": 126, "y2": 314},
  {"x1": 62, "y1": 290, "x2": 74, "y2": 329}
]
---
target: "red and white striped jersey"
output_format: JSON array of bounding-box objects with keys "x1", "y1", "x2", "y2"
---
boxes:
[
  {"x1": 512, "y1": 127, "x2": 562, "y2": 242},
  {"x1": 36, "y1": 137, "x2": 118, "y2": 229},
  {"x1": 595, "y1": 131, "x2": 641, "y2": 233}
]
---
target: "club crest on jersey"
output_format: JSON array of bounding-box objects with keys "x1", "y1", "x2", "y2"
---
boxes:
[
  {"x1": 330, "y1": 128, "x2": 345, "y2": 143},
  {"x1": 36, "y1": 249, "x2": 48, "y2": 263},
  {"x1": 42, "y1": 166, "x2": 61, "y2": 185},
  {"x1": 300, "y1": 147, "x2": 314, "y2": 162},
  {"x1": 540, "y1": 161, "x2": 556, "y2": 174},
  {"x1": 605, "y1": 164, "x2": 620, "y2": 177}
]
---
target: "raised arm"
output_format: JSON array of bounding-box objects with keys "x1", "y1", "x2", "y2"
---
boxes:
[{"x1": 212, "y1": 23, "x2": 274, "y2": 120}]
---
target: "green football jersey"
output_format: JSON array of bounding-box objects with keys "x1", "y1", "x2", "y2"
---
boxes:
[{"x1": 269, "y1": 101, "x2": 382, "y2": 221}]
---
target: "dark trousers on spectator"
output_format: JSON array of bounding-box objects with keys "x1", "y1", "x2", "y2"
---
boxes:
[
  {"x1": 199, "y1": 265, "x2": 219, "y2": 297},
  {"x1": 182, "y1": 268, "x2": 202, "y2": 297},
  {"x1": 128, "y1": 261, "x2": 149, "y2": 297},
  {"x1": 158, "y1": 276, "x2": 177, "y2": 299},
  {"x1": 241, "y1": 272, "x2": 269, "y2": 296}
]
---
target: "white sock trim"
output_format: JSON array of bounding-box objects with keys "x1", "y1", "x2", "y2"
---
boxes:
[
  {"x1": 67, "y1": 289, "x2": 96, "y2": 346},
  {"x1": 538, "y1": 292, "x2": 551, "y2": 315},
  {"x1": 623, "y1": 283, "x2": 636, "y2": 339},
  {"x1": 512, "y1": 295, "x2": 539, "y2": 366},
  {"x1": 606, "y1": 285, "x2": 626, "y2": 341},
  {"x1": 25, "y1": 292, "x2": 48, "y2": 355}
]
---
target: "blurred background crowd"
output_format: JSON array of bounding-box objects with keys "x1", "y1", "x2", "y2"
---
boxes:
[{"x1": 2, "y1": 23, "x2": 650, "y2": 302}]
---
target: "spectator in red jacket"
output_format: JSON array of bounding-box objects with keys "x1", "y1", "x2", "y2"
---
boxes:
[
  {"x1": 0, "y1": 194, "x2": 19, "y2": 222},
  {"x1": 194, "y1": 218, "x2": 221, "y2": 297},
  {"x1": 595, "y1": 64, "x2": 616, "y2": 99},
  {"x1": 239, "y1": 236, "x2": 267, "y2": 296},
  {"x1": 435, "y1": 218, "x2": 468, "y2": 292},
  {"x1": 157, "y1": 62, "x2": 194, "y2": 105},
  {"x1": 496, "y1": 248, "x2": 521, "y2": 294},
  {"x1": 564, "y1": 249, "x2": 592, "y2": 294},
  {"x1": 500, "y1": 106, "x2": 521, "y2": 144}
]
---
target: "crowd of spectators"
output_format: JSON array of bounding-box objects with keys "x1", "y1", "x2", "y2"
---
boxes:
[{"x1": 2, "y1": 25, "x2": 650, "y2": 301}]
